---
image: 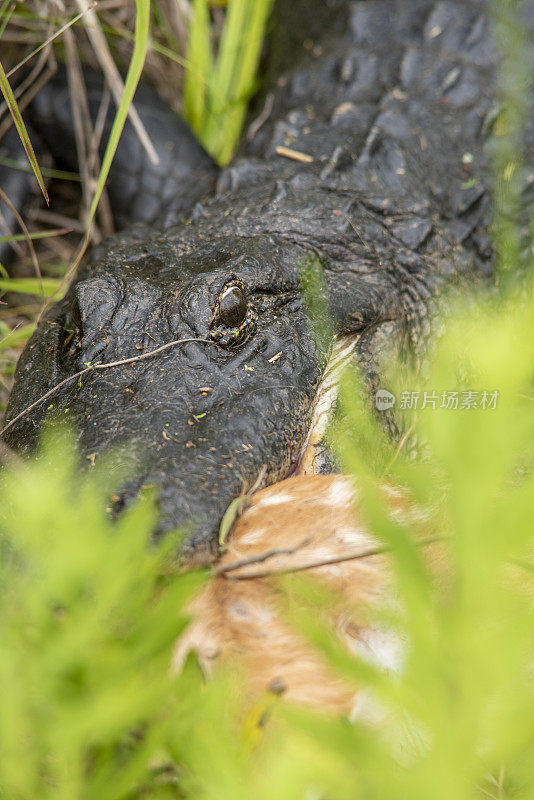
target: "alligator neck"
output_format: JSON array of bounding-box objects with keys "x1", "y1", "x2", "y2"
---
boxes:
[{"x1": 196, "y1": 2, "x2": 496, "y2": 297}]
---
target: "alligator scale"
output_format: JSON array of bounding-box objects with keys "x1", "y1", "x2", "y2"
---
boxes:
[{"x1": 2, "y1": 0, "x2": 525, "y2": 562}]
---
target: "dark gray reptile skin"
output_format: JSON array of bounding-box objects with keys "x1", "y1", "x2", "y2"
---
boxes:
[{"x1": 3, "y1": 0, "x2": 533, "y2": 563}]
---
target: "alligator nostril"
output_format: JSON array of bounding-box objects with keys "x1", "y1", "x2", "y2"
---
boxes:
[{"x1": 255, "y1": 334, "x2": 268, "y2": 353}]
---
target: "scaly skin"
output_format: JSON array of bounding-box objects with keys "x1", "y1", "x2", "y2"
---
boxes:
[{"x1": 3, "y1": 0, "x2": 531, "y2": 563}]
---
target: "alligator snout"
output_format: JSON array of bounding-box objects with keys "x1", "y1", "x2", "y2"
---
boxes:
[{"x1": 3, "y1": 235, "x2": 325, "y2": 562}]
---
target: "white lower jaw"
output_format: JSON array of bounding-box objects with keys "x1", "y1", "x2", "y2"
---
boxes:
[{"x1": 296, "y1": 333, "x2": 360, "y2": 475}]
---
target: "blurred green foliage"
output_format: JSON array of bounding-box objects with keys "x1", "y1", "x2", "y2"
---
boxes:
[
  {"x1": 183, "y1": 0, "x2": 273, "y2": 165},
  {"x1": 1, "y1": 286, "x2": 533, "y2": 798},
  {"x1": 0, "y1": 0, "x2": 534, "y2": 798},
  {"x1": 0, "y1": 435, "x2": 204, "y2": 799}
]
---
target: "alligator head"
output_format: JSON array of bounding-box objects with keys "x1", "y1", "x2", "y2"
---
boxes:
[
  {"x1": 2, "y1": 0, "x2": 502, "y2": 563},
  {"x1": 2, "y1": 233, "x2": 327, "y2": 564}
]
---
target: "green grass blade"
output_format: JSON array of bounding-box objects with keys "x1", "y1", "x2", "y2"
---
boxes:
[
  {"x1": 183, "y1": 0, "x2": 273, "y2": 165},
  {"x1": 98, "y1": 22, "x2": 190, "y2": 71},
  {"x1": 0, "y1": 0, "x2": 14, "y2": 38},
  {"x1": 0, "y1": 278, "x2": 61, "y2": 296},
  {"x1": 0, "y1": 60, "x2": 49, "y2": 204},
  {"x1": 0, "y1": 322, "x2": 35, "y2": 352},
  {"x1": 0, "y1": 228, "x2": 69, "y2": 244},
  {"x1": 183, "y1": 0, "x2": 213, "y2": 137},
  {"x1": 86, "y1": 0, "x2": 151, "y2": 229},
  {"x1": 0, "y1": 156, "x2": 81, "y2": 181},
  {"x1": 204, "y1": 0, "x2": 273, "y2": 164}
]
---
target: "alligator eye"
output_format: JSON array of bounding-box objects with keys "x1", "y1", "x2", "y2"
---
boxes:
[{"x1": 216, "y1": 285, "x2": 247, "y2": 327}]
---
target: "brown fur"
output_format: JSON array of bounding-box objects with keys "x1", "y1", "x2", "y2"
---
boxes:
[{"x1": 173, "y1": 475, "x2": 437, "y2": 715}]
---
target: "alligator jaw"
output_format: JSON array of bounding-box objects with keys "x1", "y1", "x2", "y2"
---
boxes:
[{"x1": 296, "y1": 334, "x2": 361, "y2": 476}]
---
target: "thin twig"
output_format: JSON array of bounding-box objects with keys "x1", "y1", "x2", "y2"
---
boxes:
[
  {"x1": 214, "y1": 537, "x2": 312, "y2": 576},
  {"x1": 382, "y1": 422, "x2": 416, "y2": 477},
  {"x1": 0, "y1": 12, "x2": 54, "y2": 124},
  {"x1": 0, "y1": 186, "x2": 43, "y2": 299},
  {"x1": 64, "y1": 27, "x2": 99, "y2": 235},
  {"x1": 0, "y1": 65, "x2": 56, "y2": 139},
  {"x1": 6, "y1": 4, "x2": 98, "y2": 78},
  {"x1": 0, "y1": 337, "x2": 216, "y2": 437},
  {"x1": 275, "y1": 145, "x2": 314, "y2": 164},
  {"x1": 75, "y1": 0, "x2": 159, "y2": 165},
  {"x1": 246, "y1": 92, "x2": 274, "y2": 141},
  {"x1": 217, "y1": 535, "x2": 443, "y2": 580},
  {"x1": 0, "y1": 320, "x2": 22, "y2": 347}
]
